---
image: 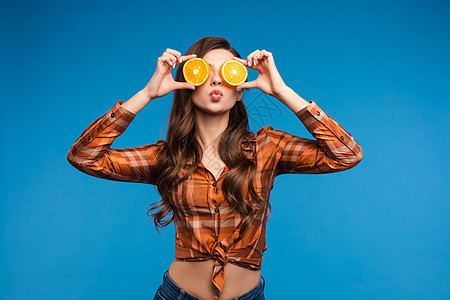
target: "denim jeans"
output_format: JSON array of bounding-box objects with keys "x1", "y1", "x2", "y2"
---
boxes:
[{"x1": 153, "y1": 269, "x2": 265, "y2": 300}]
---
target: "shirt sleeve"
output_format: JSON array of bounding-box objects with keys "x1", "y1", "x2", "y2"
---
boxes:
[
  {"x1": 269, "y1": 100, "x2": 363, "y2": 175},
  {"x1": 66, "y1": 100, "x2": 166, "y2": 185}
]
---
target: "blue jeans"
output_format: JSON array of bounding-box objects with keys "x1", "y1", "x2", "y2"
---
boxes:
[{"x1": 153, "y1": 269, "x2": 265, "y2": 300}]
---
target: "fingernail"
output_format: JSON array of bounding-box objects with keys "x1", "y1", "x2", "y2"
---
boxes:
[
  {"x1": 248, "y1": 60, "x2": 251, "y2": 66},
  {"x1": 253, "y1": 59, "x2": 256, "y2": 65},
  {"x1": 237, "y1": 89, "x2": 242, "y2": 92},
  {"x1": 179, "y1": 57, "x2": 182, "y2": 63}
]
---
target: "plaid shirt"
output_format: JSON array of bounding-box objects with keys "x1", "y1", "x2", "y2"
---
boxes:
[{"x1": 67, "y1": 99, "x2": 363, "y2": 291}]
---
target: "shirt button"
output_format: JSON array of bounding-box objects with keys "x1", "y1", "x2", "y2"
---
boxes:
[
  {"x1": 214, "y1": 207, "x2": 219, "y2": 213},
  {"x1": 110, "y1": 112, "x2": 115, "y2": 118},
  {"x1": 316, "y1": 111, "x2": 321, "y2": 116},
  {"x1": 87, "y1": 135, "x2": 92, "y2": 141},
  {"x1": 340, "y1": 136, "x2": 345, "y2": 141},
  {"x1": 212, "y1": 182, "x2": 217, "y2": 187}
]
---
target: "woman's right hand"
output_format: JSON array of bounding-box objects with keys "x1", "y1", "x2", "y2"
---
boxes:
[{"x1": 142, "y1": 49, "x2": 197, "y2": 100}]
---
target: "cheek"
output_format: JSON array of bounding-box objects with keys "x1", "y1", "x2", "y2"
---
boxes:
[
  {"x1": 196, "y1": 85, "x2": 209, "y2": 94},
  {"x1": 191, "y1": 87, "x2": 207, "y2": 102},
  {"x1": 226, "y1": 89, "x2": 239, "y2": 100}
]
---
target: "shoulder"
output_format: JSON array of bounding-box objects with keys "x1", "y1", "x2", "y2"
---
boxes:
[
  {"x1": 138, "y1": 139, "x2": 167, "y2": 157},
  {"x1": 154, "y1": 139, "x2": 167, "y2": 148},
  {"x1": 253, "y1": 126, "x2": 287, "y2": 145},
  {"x1": 245, "y1": 126, "x2": 282, "y2": 154}
]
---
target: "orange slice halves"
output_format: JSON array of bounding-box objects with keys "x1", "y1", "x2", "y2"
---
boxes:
[
  {"x1": 183, "y1": 58, "x2": 211, "y2": 86},
  {"x1": 220, "y1": 60, "x2": 248, "y2": 86}
]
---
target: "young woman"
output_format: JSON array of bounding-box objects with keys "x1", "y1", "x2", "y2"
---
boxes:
[{"x1": 67, "y1": 36, "x2": 363, "y2": 300}]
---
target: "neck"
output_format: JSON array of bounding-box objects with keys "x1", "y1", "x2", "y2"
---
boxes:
[{"x1": 194, "y1": 109, "x2": 229, "y2": 151}]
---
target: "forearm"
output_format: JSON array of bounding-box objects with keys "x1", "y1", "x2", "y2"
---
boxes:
[
  {"x1": 67, "y1": 99, "x2": 162, "y2": 184},
  {"x1": 295, "y1": 100, "x2": 364, "y2": 167},
  {"x1": 122, "y1": 89, "x2": 154, "y2": 115},
  {"x1": 274, "y1": 85, "x2": 311, "y2": 114},
  {"x1": 67, "y1": 100, "x2": 136, "y2": 165}
]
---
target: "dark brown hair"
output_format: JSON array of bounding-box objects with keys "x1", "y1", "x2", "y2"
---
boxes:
[{"x1": 147, "y1": 36, "x2": 271, "y2": 241}]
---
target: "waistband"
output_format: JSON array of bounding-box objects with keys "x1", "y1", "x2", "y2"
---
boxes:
[{"x1": 161, "y1": 269, "x2": 265, "y2": 300}]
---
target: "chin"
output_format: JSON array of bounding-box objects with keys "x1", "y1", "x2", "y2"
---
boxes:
[
  {"x1": 194, "y1": 103, "x2": 231, "y2": 115},
  {"x1": 195, "y1": 107, "x2": 224, "y2": 115}
]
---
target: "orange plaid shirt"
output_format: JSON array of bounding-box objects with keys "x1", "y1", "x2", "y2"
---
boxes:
[{"x1": 67, "y1": 99, "x2": 363, "y2": 291}]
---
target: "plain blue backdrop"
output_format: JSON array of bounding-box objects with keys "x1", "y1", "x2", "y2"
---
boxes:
[{"x1": 1, "y1": 0, "x2": 449, "y2": 299}]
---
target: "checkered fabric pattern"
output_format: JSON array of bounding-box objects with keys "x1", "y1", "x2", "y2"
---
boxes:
[{"x1": 67, "y1": 99, "x2": 363, "y2": 291}]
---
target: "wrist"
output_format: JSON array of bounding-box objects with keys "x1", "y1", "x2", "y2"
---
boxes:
[
  {"x1": 274, "y1": 85, "x2": 310, "y2": 113},
  {"x1": 273, "y1": 84, "x2": 291, "y2": 101},
  {"x1": 139, "y1": 89, "x2": 154, "y2": 102}
]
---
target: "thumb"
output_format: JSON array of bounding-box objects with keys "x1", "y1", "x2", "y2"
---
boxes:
[
  {"x1": 173, "y1": 82, "x2": 196, "y2": 91},
  {"x1": 236, "y1": 80, "x2": 257, "y2": 90}
]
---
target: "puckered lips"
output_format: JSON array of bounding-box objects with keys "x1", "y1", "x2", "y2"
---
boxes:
[{"x1": 209, "y1": 89, "x2": 223, "y2": 101}]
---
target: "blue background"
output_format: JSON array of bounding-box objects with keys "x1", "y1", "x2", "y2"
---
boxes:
[{"x1": 1, "y1": 0, "x2": 449, "y2": 299}]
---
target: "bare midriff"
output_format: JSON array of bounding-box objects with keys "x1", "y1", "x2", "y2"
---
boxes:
[{"x1": 168, "y1": 259, "x2": 262, "y2": 300}]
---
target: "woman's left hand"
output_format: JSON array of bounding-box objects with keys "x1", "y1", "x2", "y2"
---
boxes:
[{"x1": 233, "y1": 50, "x2": 287, "y2": 98}]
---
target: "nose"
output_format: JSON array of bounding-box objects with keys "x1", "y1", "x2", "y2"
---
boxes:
[{"x1": 210, "y1": 69, "x2": 222, "y2": 86}]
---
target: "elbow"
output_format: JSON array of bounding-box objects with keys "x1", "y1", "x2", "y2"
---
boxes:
[
  {"x1": 67, "y1": 148, "x2": 76, "y2": 166},
  {"x1": 66, "y1": 147, "x2": 92, "y2": 169},
  {"x1": 67, "y1": 150, "x2": 83, "y2": 170},
  {"x1": 316, "y1": 150, "x2": 363, "y2": 173},
  {"x1": 342, "y1": 148, "x2": 364, "y2": 170},
  {"x1": 329, "y1": 148, "x2": 363, "y2": 172},
  {"x1": 351, "y1": 148, "x2": 364, "y2": 165},
  {"x1": 66, "y1": 150, "x2": 102, "y2": 178},
  {"x1": 66, "y1": 143, "x2": 82, "y2": 165}
]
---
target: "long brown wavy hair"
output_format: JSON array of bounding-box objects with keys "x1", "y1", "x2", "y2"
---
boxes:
[{"x1": 147, "y1": 36, "x2": 271, "y2": 241}]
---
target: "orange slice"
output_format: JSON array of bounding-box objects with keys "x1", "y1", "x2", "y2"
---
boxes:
[
  {"x1": 220, "y1": 60, "x2": 248, "y2": 86},
  {"x1": 183, "y1": 58, "x2": 211, "y2": 86}
]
